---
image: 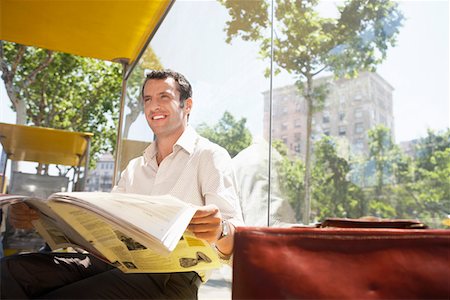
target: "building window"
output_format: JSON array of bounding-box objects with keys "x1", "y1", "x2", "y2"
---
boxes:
[
  {"x1": 294, "y1": 119, "x2": 301, "y2": 128},
  {"x1": 354, "y1": 122, "x2": 364, "y2": 134},
  {"x1": 294, "y1": 143, "x2": 301, "y2": 154},
  {"x1": 354, "y1": 138, "x2": 364, "y2": 151},
  {"x1": 339, "y1": 111, "x2": 345, "y2": 121},
  {"x1": 339, "y1": 126, "x2": 346, "y2": 136},
  {"x1": 323, "y1": 129, "x2": 330, "y2": 136},
  {"x1": 354, "y1": 108, "x2": 363, "y2": 119},
  {"x1": 281, "y1": 122, "x2": 288, "y2": 130}
]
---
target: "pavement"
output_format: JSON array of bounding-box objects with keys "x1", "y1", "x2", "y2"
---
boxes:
[{"x1": 198, "y1": 266, "x2": 232, "y2": 300}]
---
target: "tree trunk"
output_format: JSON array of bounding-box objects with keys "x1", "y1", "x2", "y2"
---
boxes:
[
  {"x1": 15, "y1": 99, "x2": 27, "y2": 125},
  {"x1": 1, "y1": 44, "x2": 54, "y2": 175},
  {"x1": 302, "y1": 76, "x2": 314, "y2": 225}
]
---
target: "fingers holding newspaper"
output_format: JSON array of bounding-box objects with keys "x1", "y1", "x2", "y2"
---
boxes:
[{"x1": 188, "y1": 204, "x2": 235, "y2": 257}]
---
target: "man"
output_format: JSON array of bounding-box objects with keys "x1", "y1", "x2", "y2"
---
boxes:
[{"x1": 1, "y1": 70, "x2": 243, "y2": 299}]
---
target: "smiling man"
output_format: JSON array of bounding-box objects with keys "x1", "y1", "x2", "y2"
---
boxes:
[
  {"x1": 115, "y1": 70, "x2": 241, "y2": 257},
  {"x1": 1, "y1": 70, "x2": 243, "y2": 299}
]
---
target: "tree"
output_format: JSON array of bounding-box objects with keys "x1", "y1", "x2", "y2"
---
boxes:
[
  {"x1": 272, "y1": 140, "x2": 305, "y2": 221},
  {"x1": 220, "y1": 0, "x2": 403, "y2": 224},
  {"x1": 366, "y1": 125, "x2": 395, "y2": 217},
  {"x1": 415, "y1": 129, "x2": 450, "y2": 174},
  {"x1": 368, "y1": 125, "x2": 393, "y2": 198},
  {"x1": 0, "y1": 41, "x2": 122, "y2": 169},
  {"x1": 366, "y1": 125, "x2": 414, "y2": 218},
  {"x1": 196, "y1": 111, "x2": 252, "y2": 158},
  {"x1": 312, "y1": 136, "x2": 358, "y2": 220},
  {"x1": 410, "y1": 148, "x2": 450, "y2": 227},
  {"x1": 1, "y1": 42, "x2": 54, "y2": 125},
  {"x1": 403, "y1": 129, "x2": 450, "y2": 227}
]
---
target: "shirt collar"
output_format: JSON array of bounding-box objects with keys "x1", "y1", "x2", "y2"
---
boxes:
[
  {"x1": 142, "y1": 126, "x2": 198, "y2": 164},
  {"x1": 175, "y1": 126, "x2": 197, "y2": 155}
]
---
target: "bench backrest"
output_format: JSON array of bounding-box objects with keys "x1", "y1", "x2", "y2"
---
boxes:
[{"x1": 232, "y1": 226, "x2": 450, "y2": 299}]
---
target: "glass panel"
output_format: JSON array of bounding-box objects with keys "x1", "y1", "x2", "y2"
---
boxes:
[
  {"x1": 270, "y1": 0, "x2": 449, "y2": 228},
  {"x1": 117, "y1": 0, "x2": 273, "y2": 228}
]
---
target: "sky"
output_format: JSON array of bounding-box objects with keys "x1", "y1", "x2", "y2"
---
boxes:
[
  {"x1": 377, "y1": 1, "x2": 449, "y2": 142},
  {"x1": 1, "y1": 0, "x2": 449, "y2": 145}
]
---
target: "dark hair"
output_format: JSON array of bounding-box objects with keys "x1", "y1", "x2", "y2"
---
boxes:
[{"x1": 141, "y1": 69, "x2": 192, "y2": 107}]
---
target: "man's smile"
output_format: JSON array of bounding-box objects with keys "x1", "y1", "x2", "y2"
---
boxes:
[{"x1": 152, "y1": 114, "x2": 167, "y2": 120}]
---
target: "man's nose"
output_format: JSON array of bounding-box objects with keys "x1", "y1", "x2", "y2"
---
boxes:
[{"x1": 148, "y1": 98, "x2": 161, "y2": 111}]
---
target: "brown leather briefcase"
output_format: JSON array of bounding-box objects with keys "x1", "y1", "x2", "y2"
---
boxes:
[{"x1": 232, "y1": 221, "x2": 450, "y2": 299}]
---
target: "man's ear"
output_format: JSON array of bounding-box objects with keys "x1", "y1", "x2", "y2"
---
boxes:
[{"x1": 184, "y1": 98, "x2": 193, "y2": 113}]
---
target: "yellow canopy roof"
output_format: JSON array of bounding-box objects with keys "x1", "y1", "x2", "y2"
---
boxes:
[
  {"x1": 0, "y1": 0, "x2": 173, "y2": 64},
  {"x1": 0, "y1": 123, "x2": 93, "y2": 167}
]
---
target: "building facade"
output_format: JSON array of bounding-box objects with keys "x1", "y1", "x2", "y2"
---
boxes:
[
  {"x1": 85, "y1": 153, "x2": 115, "y2": 192},
  {"x1": 264, "y1": 72, "x2": 395, "y2": 158}
]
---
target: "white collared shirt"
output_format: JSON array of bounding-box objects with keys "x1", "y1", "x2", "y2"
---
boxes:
[{"x1": 112, "y1": 126, "x2": 243, "y2": 227}]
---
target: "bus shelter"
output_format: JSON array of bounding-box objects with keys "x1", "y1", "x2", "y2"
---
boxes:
[{"x1": 0, "y1": 0, "x2": 174, "y2": 254}]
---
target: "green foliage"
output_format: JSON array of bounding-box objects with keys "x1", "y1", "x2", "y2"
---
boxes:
[
  {"x1": 272, "y1": 127, "x2": 449, "y2": 227},
  {"x1": 415, "y1": 129, "x2": 450, "y2": 173},
  {"x1": 1, "y1": 41, "x2": 122, "y2": 168},
  {"x1": 403, "y1": 131, "x2": 450, "y2": 227},
  {"x1": 326, "y1": 0, "x2": 404, "y2": 77},
  {"x1": 312, "y1": 136, "x2": 363, "y2": 220},
  {"x1": 368, "y1": 125, "x2": 393, "y2": 193},
  {"x1": 221, "y1": 0, "x2": 403, "y2": 80},
  {"x1": 363, "y1": 127, "x2": 449, "y2": 227},
  {"x1": 364, "y1": 126, "x2": 407, "y2": 217},
  {"x1": 415, "y1": 149, "x2": 450, "y2": 210},
  {"x1": 272, "y1": 140, "x2": 305, "y2": 220},
  {"x1": 219, "y1": 0, "x2": 270, "y2": 44},
  {"x1": 196, "y1": 111, "x2": 252, "y2": 158}
]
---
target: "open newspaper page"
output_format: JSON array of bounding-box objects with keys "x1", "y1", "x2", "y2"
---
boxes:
[
  {"x1": 0, "y1": 195, "x2": 104, "y2": 258},
  {"x1": 0, "y1": 193, "x2": 221, "y2": 273},
  {"x1": 48, "y1": 202, "x2": 220, "y2": 273},
  {"x1": 47, "y1": 192, "x2": 197, "y2": 255},
  {"x1": 0, "y1": 194, "x2": 29, "y2": 206}
]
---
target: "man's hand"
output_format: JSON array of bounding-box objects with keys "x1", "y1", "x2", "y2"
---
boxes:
[
  {"x1": 188, "y1": 204, "x2": 222, "y2": 244},
  {"x1": 9, "y1": 203, "x2": 39, "y2": 229}
]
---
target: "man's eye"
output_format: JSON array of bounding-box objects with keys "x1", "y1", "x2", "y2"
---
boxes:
[{"x1": 144, "y1": 98, "x2": 151, "y2": 102}]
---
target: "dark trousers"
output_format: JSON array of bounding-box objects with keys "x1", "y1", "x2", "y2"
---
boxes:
[{"x1": 1, "y1": 252, "x2": 199, "y2": 299}]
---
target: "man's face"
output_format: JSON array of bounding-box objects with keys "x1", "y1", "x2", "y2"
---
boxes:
[{"x1": 143, "y1": 77, "x2": 192, "y2": 139}]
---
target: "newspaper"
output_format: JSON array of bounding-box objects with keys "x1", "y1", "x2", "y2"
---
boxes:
[{"x1": 0, "y1": 192, "x2": 221, "y2": 273}]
